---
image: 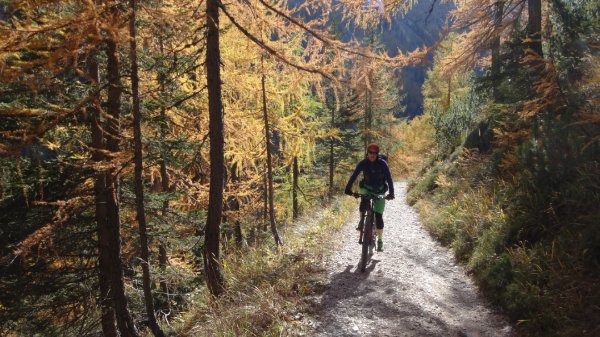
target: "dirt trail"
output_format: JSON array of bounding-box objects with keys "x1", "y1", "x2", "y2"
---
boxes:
[{"x1": 305, "y1": 182, "x2": 514, "y2": 337}]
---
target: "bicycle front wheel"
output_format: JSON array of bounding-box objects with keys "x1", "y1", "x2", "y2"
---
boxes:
[{"x1": 361, "y1": 213, "x2": 373, "y2": 272}]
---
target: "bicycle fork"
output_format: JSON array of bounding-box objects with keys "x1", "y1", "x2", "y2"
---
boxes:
[{"x1": 358, "y1": 210, "x2": 374, "y2": 245}]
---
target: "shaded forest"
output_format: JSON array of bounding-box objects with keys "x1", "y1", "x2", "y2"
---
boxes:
[{"x1": 1, "y1": 0, "x2": 599, "y2": 336}]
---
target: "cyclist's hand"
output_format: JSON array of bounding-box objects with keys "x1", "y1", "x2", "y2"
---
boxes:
[
  {"x1": 386, "y1": 194, "x2": 395, "y2": 200},
  {"x1": 344, "y1": 188, "x2": 353, "y2": 196}
]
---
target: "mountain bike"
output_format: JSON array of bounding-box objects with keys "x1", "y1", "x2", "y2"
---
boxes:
[{"x1": 353, "y1": 193, "x2": 386, "y2": 272}]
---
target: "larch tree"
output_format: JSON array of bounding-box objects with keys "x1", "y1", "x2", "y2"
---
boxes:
[
  {"x1": 203, "y1": 0, "x2": 226, "y2": 296},
  {"x1": 526, "y1": 0, "x2": 543, "y2": 58},
  {"x1": 0, "y1": 0, "x2": 207, "y2": 334},
  {"x1": 103, "y1": 3, "x2": 140, "y2": 335},
  {"x1": 0, "y1": 1, "x2": 139, "y2": 335},
  {"x1": 128, "y1": 0, "x2": 166, "y2": 335},
  {"x1": 260, "y1": 54, "x2": 283, "y2": 247},
  {"x1": 197, "y1": 0, "x2": 414, "y2": 295},
  {"x1": 327, "y1": 87, "x2": 340, "y2": 199},
  {"x1": 87, "y1": 29, "x2": 119, "y2": 337},
  {"x1": 0, "y1": 0, "x2": 432, "y2": 326},
  {"x1": 491, "y1": 1, "x2": 506, "y2": 101},
  {"x1": 440, "y1": 0, "x2": 525, "y2": 74}
]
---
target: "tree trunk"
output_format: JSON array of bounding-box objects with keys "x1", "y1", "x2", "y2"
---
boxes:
[
  {"x1": 328, "y1": 102, "x2": 335, "y2": 200},
  {"x1": 158, "y1": 239, "x2": 169, "y2": 301},
  {"x1": 88, "y1": 51, "x2": 118, "y2": 337},
  {"x1": 364, "y1": 36, "x2": 375, "y2": 152},
  {"x1": 261, "y1": 56, "x2": 282, "y2": 247},
  {"x1": 105, "y1": 18, "x2": 139, "y2": 337},
  {"x1": 129, "y1": 2, "x2": 166, "y2": 336},
  {"x1": 263, "y1": 163, "x2": 268, "y2": 232},
  {"x1": 363, "y1": 68, "x2": 373, "y2": 153},
  {"x1": 491, "y1": 1, "x2": 505, "y2": 102},
  {"x1": 36, "y1": 155, "x2": 43, "y2": 201},
  {"x1": 363, "y1": 88, "x2": 369, "y2": 153},
  {"x1": 234, "y1": 218, "x2": 243, "y2": 245},
  {"x1": 157, "y1": 36, "x2": 171, "y2": 314},
  {"x1": 292, "y1": 156, "x2": 299, "y2": 220},
  {"x1": 227, "y1": 163, "x2": 243, "y2": 245},
  {"x1": 204, "y1": 0, "x2": 226, "y2": 296},
  {"x1": 527, "y1": 0, "x2": 543, "y2": 58}
]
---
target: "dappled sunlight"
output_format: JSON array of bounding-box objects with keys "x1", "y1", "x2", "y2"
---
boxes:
[{"x1": 308, "y1": 183, "x2": 513, "y2": 336}]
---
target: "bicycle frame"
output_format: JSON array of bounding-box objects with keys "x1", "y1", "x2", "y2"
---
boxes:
[{"x1": 353, "y1": 193, "x2": 386, "y2": 272}]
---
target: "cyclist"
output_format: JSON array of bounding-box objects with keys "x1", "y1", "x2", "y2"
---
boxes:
[{"x1": 344, "y1": 143, "x2": 394, "y2": 252}]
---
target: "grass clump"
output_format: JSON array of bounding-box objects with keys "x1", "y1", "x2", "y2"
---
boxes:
[
  {"x1": 407, "y1": 162, "x2": 441, "y2": 206},
  {"x1": 409, "y1": 148, "x2": 600, "y2": 337},
  {"x1": 176, "y1": 196, "x2": 355, "y2": 337}
]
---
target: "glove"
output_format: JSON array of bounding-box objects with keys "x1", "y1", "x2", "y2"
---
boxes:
[
  {"x1": 344, "y1": 188, "x2": 353, "y2": 196},
  {"x1": 386, "y1": 194, "x2": 395, "y2": 200}
]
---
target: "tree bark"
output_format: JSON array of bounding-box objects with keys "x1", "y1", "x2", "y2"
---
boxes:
[
  {"x1": 157, "y1": 238, "x2": 169, "y2": 305},
  {"x1": 105, "y1": 17, "x2": 139, "y2": 337},
  {"x1": 363, "y1": 88, "x2": 370, "y2": 153},
  {"x1": 527, "y1": 0, "x2": 543, "y2": 58},
  {"x1": 234, "y1": 217, "x2": 243, "y2": 245},
  {"x1": 35, "y1": 155, "x2": 43, "y2": 201},
  {"x1": 363, "y1": 38, "x2": 374, "y2": 153},
  {"x1": 88, "y1": 51, "x2": 118, "y2": 337},
  {"x1": 157, "y1": 38, "x2": 171, "y2": 313},
  {"x1": 364, "y1": 68, "x2": 373, "y2": 153},
  {"x1": 292, "y1": 156, "x2": 299, "y2": 220},
  {"x1": 491, "y1": 1, "x2": 505, "y2": 102},
  {"x1": 446, "y1": 75, "x2": 452, "y2": 108},
  {"x1": 129, "y1": 1, "x2": 166, "y2": 336},
  {"x1": 261, "y1": 56, "x2": 282, "y2": 247},
  {"x1": 227, "y1": 163, "x2": 243, "y2": 245},
  {"x1": 263, "y1": 163, "x2": 268, "y2": 232},
  {"x1": 328, "y1": 102, "x2": 335, "y2": 200},
  {"x1": 204, "y1": 0, "x2": 226, "y2": 296}
]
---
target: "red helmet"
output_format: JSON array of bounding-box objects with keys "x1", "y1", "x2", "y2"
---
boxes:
[{"x1": 367, "y1": 143, "x2": 380, "y2": 153}]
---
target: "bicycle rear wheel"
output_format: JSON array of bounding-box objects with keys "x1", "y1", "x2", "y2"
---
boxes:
[{"x1": 361, "y1": 212, "x2": 373, "y2": 272}]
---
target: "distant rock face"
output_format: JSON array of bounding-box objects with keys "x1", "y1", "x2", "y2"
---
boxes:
[
  {"x1": 0, "y1": 4, "x2": 8, "y2": 21},
  {"x1": 380, "y1": 1, "x2": 453, "y2": 118},
  {"x1": 289, "y1": 0, "x2": 452, "y2": 117},
  {"x1": 362, "y1": 0, "x2": 385, "y2": 12},
  {"x1": 388, "y1": 1, "x2": 452, "y2": 51},
  {"x1": 343, "y1": 1, "x2": 453, "y2": 118}
]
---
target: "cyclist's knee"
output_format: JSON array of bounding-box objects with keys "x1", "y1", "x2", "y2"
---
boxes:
[
  {"x1": 375, "y1": 213, "x2": 384, "y2": 229},
  {"x1": 359, "y1": 199, "x2": 368, "y2": 212}
]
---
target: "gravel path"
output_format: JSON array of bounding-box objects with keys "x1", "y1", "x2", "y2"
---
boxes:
[{"x1": 306, "y1": 182, "x2": 514, "y2": 337}]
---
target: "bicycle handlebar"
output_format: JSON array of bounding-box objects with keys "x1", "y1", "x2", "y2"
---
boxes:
[{"x1": 351, "y1": 193, "x2": 387, "y2": 200}]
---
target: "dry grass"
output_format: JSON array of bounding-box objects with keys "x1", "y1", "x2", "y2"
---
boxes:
[
  {"x1": 410, "y1": 149, "x2": 600, "y2": 337},
  {"x1": 175, "y1": 197, "x2": 356, "y2": 337}
]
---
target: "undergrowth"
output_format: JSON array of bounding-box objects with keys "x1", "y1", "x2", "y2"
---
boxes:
[
  {"x1": 409, "y1": 150, "x2": 600, "y2": 337},
  {"x1": 175, "y1": 196, "x2": 355, "y2": 337}
]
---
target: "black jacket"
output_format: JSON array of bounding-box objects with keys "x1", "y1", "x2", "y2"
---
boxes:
[{"x1": 345, "y1": 158, "x2": 394, "y2": 195}]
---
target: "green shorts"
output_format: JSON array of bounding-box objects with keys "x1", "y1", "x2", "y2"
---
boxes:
[{"x1": 360, "y1": 186, "x2": 385, "y2": 214}]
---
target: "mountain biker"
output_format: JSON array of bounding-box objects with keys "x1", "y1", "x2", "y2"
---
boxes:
[{"x1": 344, "y1": 143, "x2": 394, "y2": 252}]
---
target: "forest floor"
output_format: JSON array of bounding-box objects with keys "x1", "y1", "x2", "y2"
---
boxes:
[{"x1": 299, "y1": 182, "x2": 516, "y2": 337}]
